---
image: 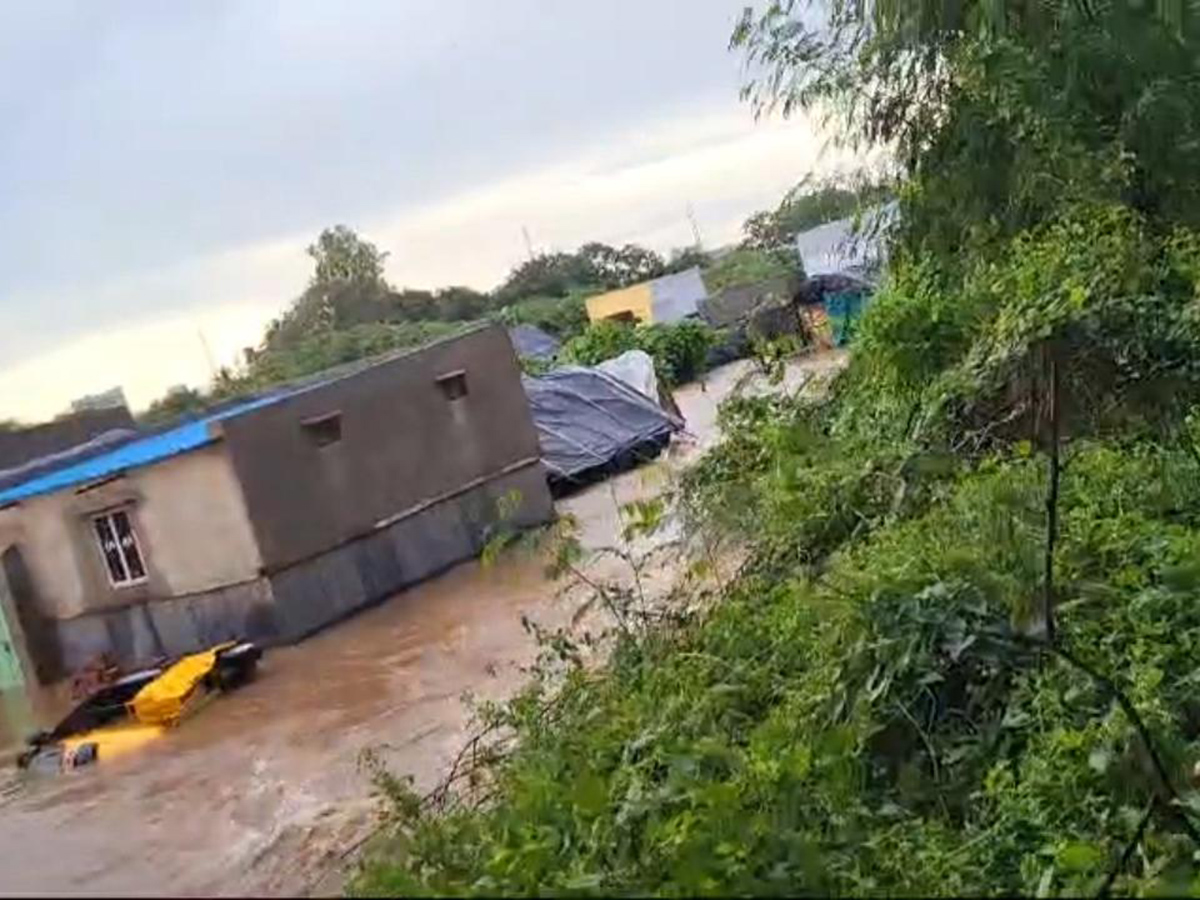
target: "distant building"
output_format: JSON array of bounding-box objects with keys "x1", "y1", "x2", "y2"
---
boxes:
[
  {"x1": 70, "y1": 387, "x2": 129, "y2": 414},
  {"x1": 0, "y1": 407, "x2": 137, "y2": 474},
  {"x1": 794, "y1": 202, "x2": 897, "y2": 281},
  {"x1": 584, "y1": 267, "x2": 708, "y2": 325},
  {"x1": 0, "y1": 325, "x2": 552, "y2": 699}
]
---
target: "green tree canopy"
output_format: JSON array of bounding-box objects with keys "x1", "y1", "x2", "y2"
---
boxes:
[{"x1": 733, "y1": 0, "x2": 1200, "y2": 263}]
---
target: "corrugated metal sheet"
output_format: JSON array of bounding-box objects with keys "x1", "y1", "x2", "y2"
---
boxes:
[
  {"x1": 794, "y1": 202, "x2": 897, "y2": 278},
  {"x1": 647, "y1": 266, "x2": 707, "y2": 323},
  {"x1": 0, "y1": 393, "x2": 288, "y2": 506}
]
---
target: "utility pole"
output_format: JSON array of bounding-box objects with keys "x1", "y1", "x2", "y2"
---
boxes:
[
  {"x1": 686, "y1": 202, "x2": 704, "y2": 249},
  {"x1": 196, "y1": 327, "x2": 217, "y2": 381},
  {"x1": 521, "y1": 225, "x2": 536, "y2": 262}
]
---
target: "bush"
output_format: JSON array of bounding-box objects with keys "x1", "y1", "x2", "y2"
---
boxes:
[
  {"x1": 560, "y1": 319, "x2": 716, "y2": 387},
  {"x1": 702, "y1": 247, "x2": 799, "y2": 293},
  {"x1": 352, "y1": 433, "x2": 1200, "y2": 897},
  {"x1": 496, "y1": 293, "x2": 590, "y2": 340}
]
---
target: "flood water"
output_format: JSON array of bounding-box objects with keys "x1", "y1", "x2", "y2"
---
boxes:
[{"x1": 0, "y1": 353, "x2": 844, "y2": 897}]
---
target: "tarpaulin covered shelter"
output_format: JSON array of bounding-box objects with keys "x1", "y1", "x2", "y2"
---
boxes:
[
  {"x1": 507, "y1": 325, "x2": 561, "y2": 361},
  {"x1": 522, "y1": 366, "x2": 681, "y2": 492}
]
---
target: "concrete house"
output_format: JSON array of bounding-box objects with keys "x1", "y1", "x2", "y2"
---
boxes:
[
  {"x1": 0, "y1": 325, "x2": 553, "y2": 697},
  {"x1": 584, "y1": 267, "x2": 708, "y2": 325}
]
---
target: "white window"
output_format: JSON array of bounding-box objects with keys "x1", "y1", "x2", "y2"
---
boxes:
[{"x1": 92, "y1": 509, "x2": 147, "y2": 587}]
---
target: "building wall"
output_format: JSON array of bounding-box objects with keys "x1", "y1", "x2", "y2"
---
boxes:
[
  {"x1": 585, "y1": 283, "x2": 655, "y2": 324},
  {"x1": 220, "y1": 324, "x2": 550, "y2": 573},
  {"x1": 0, "y1": 444, "x2": 260, "y2": 620},
  {"x1": 647, "y1": 267, "x2": 706, "y2": 323},
  {"x1": 269, "y1": 463, "x2": 551, "y2": 641},
  {"x1": 0, "y1": 325, "x2": 556, "y2": 682},
  {"x1": 133, "y1": 446, "x2": 264, "y2": 597},
  {"x1": 0, "y1": 444, "x2": 266, "y2": 675}
]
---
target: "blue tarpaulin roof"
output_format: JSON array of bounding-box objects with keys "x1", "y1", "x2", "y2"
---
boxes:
[
  {"x1": 507, "y1": 325, "x2": 561, "y2": 361},
  {"x1": 0, "y1": 392, "x2": 291, "y2": 506}
]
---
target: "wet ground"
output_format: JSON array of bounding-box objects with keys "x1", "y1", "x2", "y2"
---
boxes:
[{"x1": 0, "y1": 352, "x2": 845, "y2": 897}]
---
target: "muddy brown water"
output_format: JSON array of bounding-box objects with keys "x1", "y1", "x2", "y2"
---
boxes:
[{"x1": 0, "y1": 353, "x2": 844, "y2": 897}]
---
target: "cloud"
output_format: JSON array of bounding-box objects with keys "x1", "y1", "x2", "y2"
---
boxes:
[
  {"x1": 0, "y1": 0, "x2": 881, "y2": 421},
  {"x1": 0, "y1": 102, "x2": 857, "y2": 420}
]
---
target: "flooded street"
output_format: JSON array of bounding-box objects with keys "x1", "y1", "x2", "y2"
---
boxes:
[{"x1": 0, "y1": 354, "x2": 844, "y2": 897}]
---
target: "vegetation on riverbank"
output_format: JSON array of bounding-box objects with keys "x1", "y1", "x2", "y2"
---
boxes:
[{"x1": 350, "y1": 2, "x2": 1200, "y2": 895}]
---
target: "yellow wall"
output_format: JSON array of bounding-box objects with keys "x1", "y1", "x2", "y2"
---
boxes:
[{"x1": 585, "y1": 283, "x2": 655, "y2": 324}]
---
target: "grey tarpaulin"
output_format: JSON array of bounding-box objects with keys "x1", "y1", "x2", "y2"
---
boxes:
[
  {"x1": 522, "y1": 366, "x2": 682, "y2": 488},
  {"x1": 507, "y1": 324, "x2": 561, "y2": 361}
]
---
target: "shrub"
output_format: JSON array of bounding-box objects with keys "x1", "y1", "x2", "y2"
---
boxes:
[{"x1": 560, "y1": 319, "x2": 716, "y2": 387}]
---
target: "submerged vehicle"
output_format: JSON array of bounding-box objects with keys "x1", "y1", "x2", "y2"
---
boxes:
[{"x1": 18, "y1": 641, "x2": 262, "y2": 772}]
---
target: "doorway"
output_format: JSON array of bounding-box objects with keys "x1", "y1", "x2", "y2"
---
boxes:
[{"x1": 1, "y1": 546, "x2": 61, "y2": 685}]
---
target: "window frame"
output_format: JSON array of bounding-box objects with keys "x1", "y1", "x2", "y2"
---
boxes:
[{"x1": 91, "y1": 507, "x2": 148, "y2": 589}]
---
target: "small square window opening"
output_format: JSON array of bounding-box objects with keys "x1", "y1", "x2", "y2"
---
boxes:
[
  {"x1": 301, "y1": 412, "x2": 342, "y2": 447},
  {"x1": 436, "y1": 370, "x2": 469, "y2": 401},
  {"x1": 93, "y1": 509, "x2": 147, "y2": 588}
]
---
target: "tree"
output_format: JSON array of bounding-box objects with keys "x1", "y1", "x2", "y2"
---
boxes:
[
  {"x1": 664, "y1": 245, "x2": 712, "y2": 273},
  {"x1": 731, "y1": 1, "x2": 1200, "y2": 262},
  {"x1": 741, "y1": 176, "x2": 892, "y2": 251},
  {"x1": 141, "y1": 385, "x2": 207, "y2": 425},
  {"x1": 264, "y1": 225, "x2": 393, "y2": 350},
  {"x1": 433, "y1": 286, "x2": 493, "y2": 321},
  {"x1": 577, "y1": 242, "x2": 666, "y2": 288},
  {"x1": 307, "y1": 224, "x2": 389, "y2": 288},
  {"x1": 494, "y1": 251, "x2": 598, "y2": 304},
  {"x1": 493, "y1": 242, "x2": 671, "y2": 304}
]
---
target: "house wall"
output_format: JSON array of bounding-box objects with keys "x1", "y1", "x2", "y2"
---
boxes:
[
  {"x1": 220, "y1": 324, "x2": 554, "y2": 640},
  {"x1": 220, "y1": 324, "x2": 549, "y2": 573},
  {"x1": 0, "y1": 444, "x2": 269, "y2": 675},
  {"x1": 647, "y1": 267, "x2": 706, "y2": 323},
  {"x1": 0, "y1": 325, "x2": 556, "y2": 683},
  {"x1": 585, "y1": 284, "x2": 655, "y2": 324},
  {"x1": 268, "y1": 463, "x2": 550, "y2": 641}
]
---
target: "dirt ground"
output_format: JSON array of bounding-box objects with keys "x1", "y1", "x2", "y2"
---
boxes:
[{"x1": 0, "y1": 352, "x2": 845, "y2": 897}]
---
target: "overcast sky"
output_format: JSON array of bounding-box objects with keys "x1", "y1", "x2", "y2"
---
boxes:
[{"x1": 0, "y1": 0, "x2": 850, "y2": 420}]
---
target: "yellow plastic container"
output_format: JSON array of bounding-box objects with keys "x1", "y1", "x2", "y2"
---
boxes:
[{"x1": 129, "y1": 641, "x2": 234, "y2": 727}]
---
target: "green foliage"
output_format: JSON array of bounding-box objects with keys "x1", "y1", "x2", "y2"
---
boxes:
[
  {"x1": 635, "y1": 321, "x2": 717, "y2": 387},
  {"x1": 494, "y1": 243, "x2": 669, "y2": 305},
  {"x1": 560, "y1": 319, "x2": 716, "y2": 387},
  {"x1": 665, "y1": 245, "x2": 712, "y2": 273},
  {"x1": 348, "y1": 4, "x2": 1200, "y2": 894},
  {"x1": 702, "y1": 247, "x2": 798, "y2": 293},
  {"x1": 353, "y1": 432, "x2": 1200, "y2": 896},
  {"x1": 559, "y1": 320, "x2": 639, "y2": 369},
  {"x1": 241, "y1": 320, "x2": 469, "y2": 388},
  {"x1": 741, "y1": 174, "x2": 894, "y2": 252},
  {"x1": 140, "y1": 385, "x2": 207, "y2": 425},
  {"x1": 308, "y1": 224, "x2": 389, "y2": 287},
  {"x1": 841, "y1": 203, "x2": 1200, "y2": 450},
  {"x1": 732, "y1": 0, "x2": 1200, "y2": 267},
  {"x1": 496, "y1": 293, "x2": 590, "y2": 340}
]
